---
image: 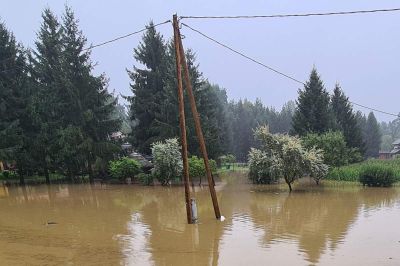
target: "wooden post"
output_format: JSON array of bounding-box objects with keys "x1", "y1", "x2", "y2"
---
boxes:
[
  {"x1": 175, "y1": 19, "x2": 222, "y2": 219},
  {"x1": 173, "y1": 14, "x2": 193, "y2": 224}
]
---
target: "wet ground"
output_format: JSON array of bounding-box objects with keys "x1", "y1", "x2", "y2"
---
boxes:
[{"x1": 1, "y1": 173, "x2": 400, "y2": 265}]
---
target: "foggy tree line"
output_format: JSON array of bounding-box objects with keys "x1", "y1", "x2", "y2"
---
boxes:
[{"x1": 380, "y1": 117, "x2": 400, "y2": 152}]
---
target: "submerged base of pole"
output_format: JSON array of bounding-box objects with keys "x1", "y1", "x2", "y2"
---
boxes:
[{"x1": 190, "y1": 198, "x2": 198, "y2": 223}]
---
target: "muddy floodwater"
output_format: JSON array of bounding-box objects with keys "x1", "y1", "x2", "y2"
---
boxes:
[{"x1": 1, "y1": 173, "x2": 400, "y2": 266}]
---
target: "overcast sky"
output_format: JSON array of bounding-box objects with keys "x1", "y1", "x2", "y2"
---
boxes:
[{"x1": 2, "y1": 0, "x2": 399, "y2": 121}]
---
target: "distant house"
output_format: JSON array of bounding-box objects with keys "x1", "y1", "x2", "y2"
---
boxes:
[
  {"x1": 129, "y1": 151, "x2": 153, "y2": 171},
  {"x1": 391, "y1": 139, "x2": 400, "y2": 156},
  {"x1": 379, "y1": 138, "x2": 400, "y2": 159},
  {"x1": 110, "y1": 131, "x2": 126, "y2": 141},
  {"x1": 379, "y1": 151, "x2": 392, "y2": 160}
]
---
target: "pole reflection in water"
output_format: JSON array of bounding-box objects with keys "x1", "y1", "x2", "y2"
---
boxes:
[{"x1": 1, "y1": 173, "x2": 400, "y2": 265}]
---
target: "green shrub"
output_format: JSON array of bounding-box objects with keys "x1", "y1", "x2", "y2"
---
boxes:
[
  {"x1": 326, "y1": 166, "x2": 359, "y2": 181},
  {"x1": 326, "y1": 158, "x2": 400, "y2": 184},
  {"x1": 137, "y1": 173, "x2": 154, "y2": 186},
  {"x1": 219, "y1": 154, "x2": 236, "y2": 169},
  {"x1": 109, "y1": 157, "x2": 141, "y2": 181},
  {"x1": 302, "y1": 131, "x2": 360, "y2": 167},
  {"x1": 0, "y1": 170, "x2": 18, "y2": 180},
  {"x1": 359, "y1": 165, "x2": 397, "y2": 187},
  {"x1": 188, "y1": 156, "x2": 217, "y2": 179},
  {"x1": 209, "y1": 159, "x2": 217, "y2": 173}
]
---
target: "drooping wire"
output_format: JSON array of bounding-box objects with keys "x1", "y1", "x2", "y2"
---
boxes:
[
  {"x1": 83, "y1": 20, "x2": 171, "y2": 51},
  {"x1": 181, "y1": 22, "x2": 400, "y2": 118},
  {"x1": 0, "y1": 20, "x2": 171, "y2": 74},
  {"x1": 181, "y1": 23, "x2": 304, "y2": 85},
  {"x1": 180, "y1": 7, "x2": 400, "y2": 20}
]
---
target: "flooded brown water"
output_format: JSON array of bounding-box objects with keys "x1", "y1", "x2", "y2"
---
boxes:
[{"x1": 1, "y1": 173, "x2": 400, "y2": 266}]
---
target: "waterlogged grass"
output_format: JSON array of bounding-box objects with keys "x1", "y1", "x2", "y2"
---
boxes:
[
  {"x1": 0, "y1": 171, "x2": 88, "y2": 184},
  {"x1": 327, "y1": 159, "x2": 400, "y2": 184},
  {"x1": 217, "y1": 163, "x2": 249, "y2": 174}
]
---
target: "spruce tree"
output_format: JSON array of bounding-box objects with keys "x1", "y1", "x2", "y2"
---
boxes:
[
  {"x1": 60, "y1": 6, "x2": 120, "y2": 182},
  {"x1": 230, "y1": 100, "x2": 255, "y2": 161},
  {"x1": 275, "y1": 101, "x2": 295, "y2": 133},
  {"x1": 331, "y1": 84, "x2": 364, "y2": 152},
  {"x1": 127, "y1": 22, "x2": 168, "y2": 154},
  {"x1": 127, "y1": 30, "x2": 227, "y2": 158},
  {"x1": 0, "y1": 21, "x2": 25, "y2": 160},
  {"x1": 0, "y1": 21, "x2": 31, "y2": 185},
  {"x1": 30, "y1": 8, "x2": 65, "y2": 184},
  {"x1": 208, "y1": 83, "x2": 232, "y2": 157},
  {"x1": 292, "y1": 68, "x2": 333, "y2": 135},
  {"x1": 364, "y1": 112, "x2": 381, "y2": 158},
  {"x1": 164, "y1": 43, "x2": 228, "y2": 159}
]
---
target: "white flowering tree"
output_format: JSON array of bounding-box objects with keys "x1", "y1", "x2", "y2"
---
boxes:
[
  {"x1": 304, "y1": 148, "x2": 329, "y2": 185},
  {"x1": 249, "y1": 126, "x2": 328, "y2": 191},
  {"x1": 248, "y1": 148, "x2": 277, "y2": 184},
  {"x1": 151, "y1": 138, "x2": 183, "y2": 185}
]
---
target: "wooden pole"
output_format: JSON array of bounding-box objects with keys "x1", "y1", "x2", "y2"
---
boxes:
[
  {"x1": 175, "y1": 19, "x2": 222, "y2": 219},
  {"x1": 173, "y1": 14, "x2": 193, "y2": 224}
]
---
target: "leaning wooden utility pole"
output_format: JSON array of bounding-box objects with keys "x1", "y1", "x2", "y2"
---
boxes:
[
  {"x1": 173, "y1": 14, "x2": 193, "y2": 224},
  {"x1": 174, "y1": 15, "x2": 222, "y2": 220}
]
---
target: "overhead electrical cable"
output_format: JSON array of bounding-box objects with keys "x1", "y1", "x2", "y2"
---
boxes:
[
  {"x1": 181, "y1": 22, "x2": 399, "y2": 118},
  {"x1": 83, "y1": 19, "x2": 171, "y2": 51},
  {"x1": 180, "y1": 7, "x2": 400, "y2": 20},
  {"x1": 0, "y1": 19, "x2": 171, "y2": 73}
]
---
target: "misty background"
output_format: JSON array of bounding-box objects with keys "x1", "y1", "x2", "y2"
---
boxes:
[{"x1": 2, "y1": 0, "x2": 399, "y2": 121}]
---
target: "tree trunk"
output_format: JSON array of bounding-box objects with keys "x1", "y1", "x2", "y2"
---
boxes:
[
  {"x1": 87, "y1": 155, "x2": 94, "y2": 184},
  {"x1": 286, "y1": 178, "x2": 292, "y2": 192},
  {"x1": 44, "y1": 166, "x2": 50, "y2": 185},
  {"x1": 67, "y1": 167, "x2": 73, "y2": 183},
  {"x1": 19, "y1": 173, "x2": 25, "y2": 186}
]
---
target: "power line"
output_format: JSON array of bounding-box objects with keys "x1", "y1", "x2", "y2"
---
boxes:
[
  {"x1": 1, "y1": 20, "x2": 171, "y2": 73},
  {"x1": 180, "y1": 7, "x2": 400, "y2": 20},
  {"x1": 181, "y1": 23, "x2": 304, "y2": 85},
  {"x1": 350, "y1": 102, "x2": 399, "y2": 117},
  {"x1": 181, "y1": 22, "x2": 400, "y2": 118},
  {"x1": 83, "y1": 20, "x2": 171, "y2": 51}
]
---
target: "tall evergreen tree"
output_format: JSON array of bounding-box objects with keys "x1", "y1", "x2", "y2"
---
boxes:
[
  {"x1": 60, "y1": 6, "x2": 120, "y2": 182},
  {"x1": 128, "y1": 31, "x2": 228, "y2": 159},
  {"x1": 0, "y1": 21, "x2": 25, "y2": 160},
  {"x1": 331, "y1": 84, "x2": 364, "y2": 152},
  {"x1": 0, "y1": 21, "x2": 32, "y2": 185},
  {"x1": 292, "y1": 68, "x2": 333, "y2": 135},
  {"x1": 163, "y1": 44, "x2": 229, "y2": 159},
  {"x1": 30, "y1": 9, "x2": 65, "y2": 184},
  {"x1": 230, "y1": 100, "x2": 253, "y2": 161},
  {"x1": 364, "y1": 112, "x2": 381, "y2": 158},
  {"x1": 207, "y1": 83, "x2": 232, "y2": 156},
  {"x1": 127, "y1": 22, "x2": 168, "y2": 154},
  {"x1": 269, "y1": 101, "x2": 295, "y2": 134}
]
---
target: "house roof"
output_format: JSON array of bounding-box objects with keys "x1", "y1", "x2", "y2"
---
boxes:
[
  {"x1": 393, "y1": 138, "x2": 400, "y2": 145},
  {"x1": 129, "y1": 152, "x2": 153, "y2": 168},
  {"x1": 390, "y1": 148, "x2": 400, "y2": 154}
]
